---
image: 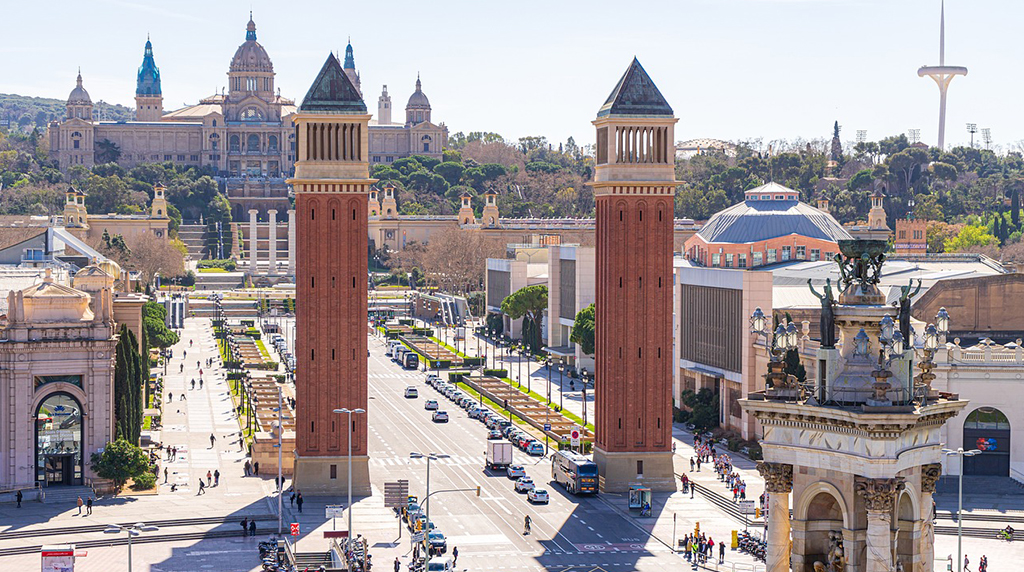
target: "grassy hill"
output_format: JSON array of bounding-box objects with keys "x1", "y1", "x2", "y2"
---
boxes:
[{"x1": 0, "y1": 93, "x2": 135, "y2": 132}]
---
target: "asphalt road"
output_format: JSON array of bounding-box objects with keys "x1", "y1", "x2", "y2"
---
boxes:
[{"x1": 364, "y1": 335, "x2": 686, "y2": 571}]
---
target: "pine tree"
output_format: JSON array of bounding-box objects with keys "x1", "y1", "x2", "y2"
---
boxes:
[
  {"x1": 113, "y1": 325, "x2": 144, "y2": 445},
  {"x1": 113, "y1": 328, "x2": 130, "y2": 441},
  {"x1": 993, "y1": 216, "x2": 1002, "y2": 245}
]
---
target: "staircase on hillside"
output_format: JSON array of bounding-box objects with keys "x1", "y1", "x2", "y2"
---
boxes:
[
  {"x1": 177, "y1": 224, "x2": 209, "y2": 260},
  {"x1": 40, "y1": 485, "x2": 95, "y2": 505}
]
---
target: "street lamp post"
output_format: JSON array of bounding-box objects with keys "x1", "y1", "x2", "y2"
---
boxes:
[
  {"x1": 333, "y1": 407, "x2": 366, "y2": 548},
  {"x1": 104, "y1": 523, "x2": 158, "y2": 572},
  {"x1": 943, "y1": 447, "x2": 981, "y2": 572},
  {"x1": 545, "y1": 358, "x2": 552, "y2": 405},
  {"x1": 581, "y1": 368, "x2": 589, "y2": 431},
  {"x1": 410, "y1": 452, "x2": 449, "y2": 558},
  {"x1": 525, "y1": 347, "x2": 531, "y2": 394},
  {"x1": 558, "y1": 359, "x2": 564, "y2": 410},
  {"x1": 273, "y1": 391, "x2": 285, "y2": 535}
]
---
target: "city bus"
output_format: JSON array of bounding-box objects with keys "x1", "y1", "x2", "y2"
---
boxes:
[{"x1": 551, "y1": 450, "x2": 598, "y2": 494}]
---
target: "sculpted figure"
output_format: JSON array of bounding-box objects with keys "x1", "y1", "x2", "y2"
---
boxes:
[{"x1": 808, "y1": 278, "x2": 837, "y2": 348}]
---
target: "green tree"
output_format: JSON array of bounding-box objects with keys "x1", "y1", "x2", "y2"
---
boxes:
[
  {"x1": 680, "y1": 388, "x2": 719, "y2": 432},
  {"x1": 433, "y1": 161, "x2": 465, "y2": 186},
  {"x1": 143, "y1": 301, "x2": 179, "y2": 349},
  {"x1": 94, "y1": 139, "x2": 121, "y2": 164},
  {"x1": 784, "y1": 348, "x2": 806, "y2": 384},
  {"x1": 500, "y1": 284, "x2": 548, "y2": 352},
  {"x1": 90, "y1": 439, "x2": 151, "y2": 490},
  {"x1": 944, "y1": 224, "x2": 997, "y2": 253},
  {"x1": 569, "y1": 303, "x2": 595, "y2": 355},
  {"x1": 113, "y1": 325, "x2": 144, "y2": 444}
]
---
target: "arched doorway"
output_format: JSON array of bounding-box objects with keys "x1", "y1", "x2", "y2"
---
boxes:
[
  {"x1": 36, "y1": 393, "x2": 84, "y2": 486},
  {"x1": 963, "y1": 407, "x2": 1010, "y2": 476}
]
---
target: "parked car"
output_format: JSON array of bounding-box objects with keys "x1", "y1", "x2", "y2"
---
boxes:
[
  {"x1": 424, "y1": 400, "x2": 439, "y2": 410},
  {"x1": 527, "y1": 488, "x2": 550, "y2": 504},
  {"x1": 404, "y1": 386, "x2": 419, "y2": 398},
  {"x1": 527, "y1": 441, "x2": 545, "y2": 456},
  {"x1": 507, "y1": 464, "x2": 526, "y2": 479},
  {"x1": 432, "y1": 411, "x2": 449, "y2": 423},
  {"x1": 514, "y1": 476, "x2": 536, "y2": 493},
  {"x1": 487, "y1": 429, "x2": 503, "y2": 440}
]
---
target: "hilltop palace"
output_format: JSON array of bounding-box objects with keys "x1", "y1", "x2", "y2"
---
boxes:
[{"x1": 48, "y1": 15, "x2": 447, "y2": 221}]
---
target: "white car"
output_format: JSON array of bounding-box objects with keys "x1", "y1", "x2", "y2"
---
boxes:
[
  {"x1": 507, "y1": 464, "x2": 525, "y2": 479},
  {"x1": 527, "y1": 488, "x2": 549, "y2": 504},
  {"x1": 404, "y1": 386, "x2": 419, "y2": 398},
  {"x1": 514, "y1": 476, "x2": 535, "y2": 493},
  {"x1": 432, "y1": 411, "x2": 449, "y2": 423},
  {"x1": 424, "y1": 400, "x2": 439, "y2": 410}
]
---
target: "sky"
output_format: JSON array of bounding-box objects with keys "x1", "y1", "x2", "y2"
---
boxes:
[{"x1": 1, "y1": 0, "x2": 1018, "y2": 151}]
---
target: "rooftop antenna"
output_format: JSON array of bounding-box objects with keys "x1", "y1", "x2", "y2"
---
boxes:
[
  {"x1": 908, "y1": 129, "x2": 921, "y2": 145},
  {"x1": 966, "y1": 123, "x2": 978, "y2": 148},
  {"x1": 918, "y1": 0, "x2": 968, "y2": 150}
]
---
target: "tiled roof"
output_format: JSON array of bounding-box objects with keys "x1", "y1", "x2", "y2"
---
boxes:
[
  {"x1": 299, "y1": 53, "x2": 366, "y2": 114},
  {"x1": 696, "y1": 182, "x2": 851, "y2": 244},
  {"x1": 597, "y1": 58, "x2": 673, "y2": 117}
]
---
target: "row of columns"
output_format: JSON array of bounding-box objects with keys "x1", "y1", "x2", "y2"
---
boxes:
[
  {"x1": 247, "y1": 209, "x2": 295, "y2": 276},
  {"x1": 758, "y1": 461, "x2": 940, "y2": 572}
]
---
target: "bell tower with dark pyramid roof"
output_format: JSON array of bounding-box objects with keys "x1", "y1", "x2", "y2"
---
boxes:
[
  {"x1": 287, "y1": 52, "x2": 375, "y2": 494},
  {"x1": 592, "y1": 58, "x2": 679, "y2": 492}
]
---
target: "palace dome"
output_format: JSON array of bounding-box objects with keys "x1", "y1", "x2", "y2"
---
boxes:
[
  {"x1": 68, "y1": 72, "x2": 91, "y2": 104},
  {"x1": 406, "y1": 77, "x2": 430, "y2": 109},
  {"x1": 230, "y1": 17, "x2": 274, "y2": 73}
]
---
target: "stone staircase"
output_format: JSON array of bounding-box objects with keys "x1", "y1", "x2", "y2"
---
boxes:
[
  {"x1": 293, "y1": 551, "x2": 338, "y2": 570},
  {"x1": 178, "y1": 224, "x2": 208, "y2": 260},
  {"x1": 40, "y1": 485, "x2": 95, "y2": 505}
]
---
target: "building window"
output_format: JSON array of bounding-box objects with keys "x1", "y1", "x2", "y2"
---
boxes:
[
  {"x1": 782, "y1": 246, "x2": 791, "y2": 261},
  {"x1": 177, "y1": 154, "x2": 185, "y2": 161},
  {"x1": 711, "y1": 253, "x2": 721, "y2": 267},
  {"x1": 725, "y1": 253, "x2": 733, "y2": 268},
  {"x1": 796, "y1": 245, "x2": 805, "y2": 259},
  {"x1": 767, "y1": 249, "x2": 777, "y2": 264},
  {"x1": 164, "y1": 155, "x2": 172, "y2": 161},
  {"x1": 753, "y1": 252, "x2": 763, "y2": 266},
  {"x1": 913, "y1": 230, "x2": 923, "y2": 240},
  {"x1": 247, "y1": 134, "x2": 260, "y2": 153},
  {"x1": 268, "y1": 135, "x2": 278, "y2": 152},
  {"x1": 73, "y1": 140, "x2": 80, "y2": 149},
  {"x1": 241, "y1": 107, "x2": 264, "y2": 121},
  {"x1": 373, "y1": 156, "x2": 381, "y2": 163},
  {"x1": 386, "y1": 156, "x2": 394, "y2": 163},
  {"x1": 190, "y1": 155, "x2": 199, "y2": 162},
  {"x1": 775, "y1": 195, "x2": 784, "y2": 200},
  {"x1": 761, "y1": 195, "x2": 770, "y2": 200},
  {"x1": 151, "y1": 154, "x2": 160, "y2": 160},
  {"x1": 811, "y1": 248, "x2": 820, "y2": 261},
  {"x1": 23, "y1": 248, "x2": 44, "y2": 261},
  {"x1": 246, "y1": 77, "x2": 257, "y2": 92},
  {"x1": 738, "y1": 254, "x2": 747, "y2": 268},
  {"x1": 899, "y1": 230, "x2": 907, "y2": 239}
]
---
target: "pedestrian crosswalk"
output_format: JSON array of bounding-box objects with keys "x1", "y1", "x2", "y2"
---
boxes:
[
  {"x1": 369, "y1": 454, "x2": 490, "y2": 467},
  {"x1": 369, "y1": 372, "x2": 420, "y2": 380}
]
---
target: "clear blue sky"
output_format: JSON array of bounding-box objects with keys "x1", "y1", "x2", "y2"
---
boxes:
[{"x1": 1, "y1": 0, "x2": 1017, "y2": 151}]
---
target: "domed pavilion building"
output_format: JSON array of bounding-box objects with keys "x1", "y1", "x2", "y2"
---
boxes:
[{"x1": 683, "y1": 182, "x2": 852, "y2": 268}]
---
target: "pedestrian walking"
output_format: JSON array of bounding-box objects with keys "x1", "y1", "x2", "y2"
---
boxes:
[
  {"x1": 249, "y1": 520, "x2": 256, "y2": 537},
  {"x1": 214, "y1": 469, "x2": 220, "y2": 486},
  {"x1": 76, "y1": 496, "x2": 83, "y2": 515},
  {"x1": 240, "y1": 518, "x2": 248, "y2": 537},
  {"x1": 290, "y1": 492, "x2": 295, "y2": 507},
  {"x1": 394, "y1": 557, "x2": 401, "y2": 572},
  {"x1": 964, "y1": 555, "x2": 971, "y2": 572},
  {"x1": 719, "y1": 541, "x2": 725, "y2": 562},
  {"x1": 198, "y1": 480, "x2": 206, "y2": 495},
  {"x1": 690, "y1": 458, "x2": 695, "y2": 471},
  {"x1": 16, "y1": 490, "x2": 22, "y2": 508},
  {"x1": 164, "y1": 467, "x2": 169, "y2": 483},
  {"x1": 296, "y1": 493, "x2": 304, "y2": 513},
  {"x1": 210, "y1": 434, "x2": 216, "y2": 448},
  {"x1": 207, "y1": 470, "x2": 213, "y2": 487},
  {"x1": 452, "y1": 546, "x2": 458, "y2": 566},
  {"x1": 168, "y1": 393, "x2": 173, "y2": 403},
  {"x1": 244, "y1": 460, "x2": 252, "y2": 476},
  {"x1": 191, "y1": 379, "x2": 195, "y2": 390},
  {"x1": 180, "y1": 393, "x2": 185, "y2": 401},
  {"x1": 199, "y1": 378, "x2": 203, "y2": 389},
  {"x1": 86, "y1": 497, "x2": 93, "y2": 515},
  {"x1": 253, "y1": 462, "x2": 260, "y2": 476},
  {"x1": 523, "y1": 514, "x2": 531, "y2": 535}
]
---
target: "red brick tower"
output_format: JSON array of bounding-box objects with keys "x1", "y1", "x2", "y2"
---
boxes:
[
  {"x1": 287, "y1": 53, "x2": 374, "y2": 494},
  {"x1": 592, "y1": 58, "x2": 678, "y2": 492}
]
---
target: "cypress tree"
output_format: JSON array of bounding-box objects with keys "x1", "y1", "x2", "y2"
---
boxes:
[
  {"x1": 1013, "y1": 189, "x2": 1021, "y2": 229},
  {"x1": 113, "y1": 327, "x2": 130, "y2": 441}
]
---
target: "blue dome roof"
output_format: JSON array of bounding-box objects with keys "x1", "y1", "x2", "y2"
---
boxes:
[
  {"x1": 696, "y1": 183, "x2": 852, "y2": 244},
  {"x1": 136, "y1": 39, "x2": 161, "y2": 96}
]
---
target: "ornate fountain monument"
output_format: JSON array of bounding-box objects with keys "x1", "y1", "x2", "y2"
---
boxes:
[{"x1": 741, "y1": 240, "x2": 966, "y2": 572}]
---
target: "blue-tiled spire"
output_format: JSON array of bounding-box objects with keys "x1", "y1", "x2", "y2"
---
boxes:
[
  {"x1": 136, "y1": 36, "x2": 161, "y2": 96},
  {"x1": 343, "y1": 39, "x2": 356, "y2": 70}
]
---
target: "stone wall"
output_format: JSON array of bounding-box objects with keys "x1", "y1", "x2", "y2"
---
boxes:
[{"x1": 913, "y1": 274, "x2": 1024, "y2": 334}]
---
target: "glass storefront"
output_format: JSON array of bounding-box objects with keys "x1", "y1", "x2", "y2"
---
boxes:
[{"x1": 36, "y1": 393, "x2": 84, "y2": 486}]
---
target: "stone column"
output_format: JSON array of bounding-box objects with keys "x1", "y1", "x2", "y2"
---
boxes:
[
  {"x1": 287, "y1": 209, "x2": 296, "y2": 277},
  {"x1": 758, "y1": 462, "x2": 793, "y2": 572},
  {"x1": 856, "y1": 477, "x2": 902, "y2": 572},
  {"x1": 920, "y1": 464, "x2": 942, "y2": 572},
  {"x1": 248, "y1": 209, "x2": 259, "y2": 275},
  {"x1": 267, "y1": 209, "x2": 278, "y2": 276}
]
